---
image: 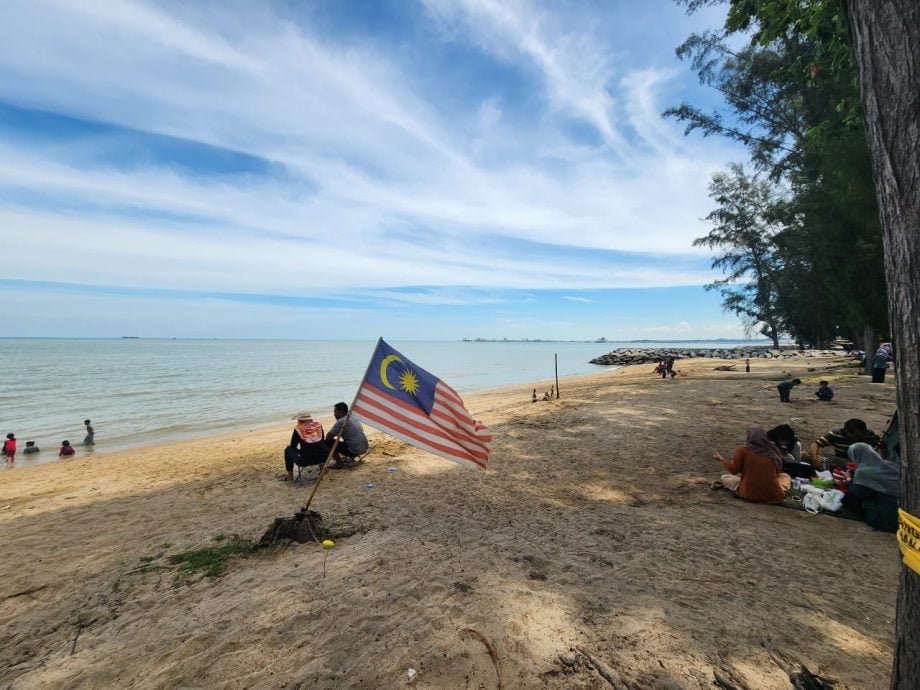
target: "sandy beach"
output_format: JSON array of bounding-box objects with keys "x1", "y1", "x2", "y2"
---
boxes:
[{"x1": 0, "y1": 355, "x2": 899, "y2": 689}]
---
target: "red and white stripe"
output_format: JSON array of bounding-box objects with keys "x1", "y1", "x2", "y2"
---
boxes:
[{"x1": 351, "y1": 380, "x2": 491, "y2": 470}]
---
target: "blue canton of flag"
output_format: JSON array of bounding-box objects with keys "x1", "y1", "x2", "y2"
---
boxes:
[{"x1": 362, "y1": 339, "x2": 438, "y2": 414}]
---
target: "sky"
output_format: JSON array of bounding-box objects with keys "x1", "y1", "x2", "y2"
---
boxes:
[{"x1": 0, "y1": 0, "x2": 754, "y2": 341}]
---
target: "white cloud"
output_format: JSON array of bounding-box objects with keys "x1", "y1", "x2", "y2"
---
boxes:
[
  {"x1": 633, "y1": 320, "x2": 748, "y2": 339},
  {"x1": 0, "y1": 0, "x2": 742, "y2": 297}
]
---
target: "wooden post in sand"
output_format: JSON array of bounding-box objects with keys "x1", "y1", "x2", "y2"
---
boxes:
[{"x1": 555, "y1": 353, "x2": 559, "y2": 399}]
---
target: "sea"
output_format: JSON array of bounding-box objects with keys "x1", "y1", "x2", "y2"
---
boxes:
[{"x1": 0, "y1": 338, "x2": 761, "y2": 468}]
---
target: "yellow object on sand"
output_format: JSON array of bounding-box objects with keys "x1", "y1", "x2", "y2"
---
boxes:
[
  {"x1": 322, "y1": 539, "x2": 335, "y2": 548},
  {"x1": 897, "y1": 509, "x2": 920, "y2": 576}
]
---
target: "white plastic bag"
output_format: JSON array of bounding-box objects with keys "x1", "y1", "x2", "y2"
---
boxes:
[
  {"x1": 819, "y1": 489, "x2": 844, "y2": 512},
  {"x1": 803, "y1": 491, "x2": 824, "y2": 514}
]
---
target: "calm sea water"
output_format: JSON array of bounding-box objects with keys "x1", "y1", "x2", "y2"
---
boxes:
[{"x1": 0, "y1": 338, "x2": 755, "y2": 468}]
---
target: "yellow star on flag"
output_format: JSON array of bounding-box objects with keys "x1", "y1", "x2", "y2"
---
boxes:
[{"x1": 399, "y1": 369, "x2": 420, "y2": 395}]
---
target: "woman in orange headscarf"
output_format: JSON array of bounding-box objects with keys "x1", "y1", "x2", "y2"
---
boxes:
[
  {"x1": 281, "y1": 413, "x2": 326, "y2": 482},
  {"x1": 713, "y1": 425, "x2": 792, "y2": 504}
]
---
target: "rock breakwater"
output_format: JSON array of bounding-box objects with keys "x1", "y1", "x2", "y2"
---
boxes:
[{"x1": 590, "y1": 346, "x2": 846, "y2": 366}]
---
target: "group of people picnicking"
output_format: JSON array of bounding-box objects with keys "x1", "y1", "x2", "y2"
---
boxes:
[
  {"x1": 652, "y1": 357, "x2": 680, "y2": 379},
  {"x1": 278, "y1": 402, "x2": 369, "y2": 483},
  {"x1": 531, "y1": 385, "x2": 555, "y2": 402},
  {"x1": 713, "y1": 417, "x2": 899, "y2": 531},
  {"x1": 2, "y1": 420, "x2": 95, "y2": 464}
]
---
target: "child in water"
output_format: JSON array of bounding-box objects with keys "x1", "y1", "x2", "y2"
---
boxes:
[
  {"x1": 3, "y1": 433, "x2": 16, "y2": 463},
  {"x1": 59, "y1": 440, "x2": 76, "y2": 457}
]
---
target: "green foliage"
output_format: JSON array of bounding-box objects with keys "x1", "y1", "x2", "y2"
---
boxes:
[
  {"x1": 694, "y1": 164, "x2": 785, "y2": 346},
  {"x1": 725, "y1": 0, "x2": 861, "y2": 125},
  {"x1": 670, "y1": 0, "x2": 887, "y2": 346},
  {"x1": 664, "y1": 35, "x2": 807, "y2": 177},
  {"x1": 168, "y1": 535, "x2": 255, "y2": 578}
]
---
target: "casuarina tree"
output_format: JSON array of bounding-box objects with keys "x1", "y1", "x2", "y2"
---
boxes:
[{"x1": 694, "y1": 163, "x2": 785, "y2": 347}]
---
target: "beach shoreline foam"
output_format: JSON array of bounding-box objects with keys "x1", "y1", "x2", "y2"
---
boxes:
[{"x1": 0, "y1": 354, "x2": 898, "y2": 688}]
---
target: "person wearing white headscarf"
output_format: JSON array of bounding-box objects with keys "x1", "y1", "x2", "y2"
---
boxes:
[{"x1": 842, "y1": 442, "x2": 899, "y2": 532}]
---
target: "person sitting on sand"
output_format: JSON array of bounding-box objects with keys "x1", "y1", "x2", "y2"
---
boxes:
[
  {"x1": 59, "y1": 440, "x2": 75, "y2": 457},
  {"x1": 841, "y1": 443, "x2": 899, "y2": 532},
  {"x1": 815, "y1": 381, "x2": 834, "y2": 401},
  {"x1": 776, "y1": 378, "x2": 801, "y2": 403},
  {"x1": 767, "y1": 424, "x2": 814, "y2": 479},
  {"x1": 23, "y1": 440, "x2": 39, "y2": 454},
  {"x1": 713, "y1": 425, "x2": 791, "y2": 504},
  {"x1": 810, "y1": 418, "x2": 880, "y2": 467},
  {"x1": 542, "y1": 391, "x2": 552, "y2": 401},
  {"x1": 325, "y1": 402, "x2": 369, "y2": 466},
  {"x1": 281, "y1": 413, "x2": 326, "y2": 482}
]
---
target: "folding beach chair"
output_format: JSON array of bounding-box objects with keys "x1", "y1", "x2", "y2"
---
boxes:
[
  {"x1": 292, "y1": 441, "x2": 327, "y2": 485},
  {"x1": 331, "y1": 445, "x2": 372, "y2": 470}
]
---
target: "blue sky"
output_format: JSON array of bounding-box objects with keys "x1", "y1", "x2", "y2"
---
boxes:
[{"x1": 0, "y1": 0, "x2": 752, "y2": 341}]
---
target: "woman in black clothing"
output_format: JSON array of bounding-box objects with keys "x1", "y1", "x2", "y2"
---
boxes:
[
  {"x1": 767, "y1": 424, "x2": 815, "y2": 479},
  {"x1": 281, "y1": 413, "x2": 326, "y2": 482}
]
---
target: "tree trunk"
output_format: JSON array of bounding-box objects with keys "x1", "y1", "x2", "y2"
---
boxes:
[
  {"x1": 847, "y1": 2, "x2": 920, "y2": 687},
  {"x1": 864, "y1": 323, "x2": 875, "y2": 375}
]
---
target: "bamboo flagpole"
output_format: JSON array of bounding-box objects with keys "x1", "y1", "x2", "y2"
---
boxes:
[{"x1": 303, "y1": 338, "x2": 381, "y2": 511}]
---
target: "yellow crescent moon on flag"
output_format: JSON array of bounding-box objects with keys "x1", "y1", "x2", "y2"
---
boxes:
[{"x1": 380, "y1": 354, "x2": 404, "y2": 389}]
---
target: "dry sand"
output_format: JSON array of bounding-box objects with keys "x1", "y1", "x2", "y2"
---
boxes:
[{"x1": 0, "y1": 355, "x2": 899, "y2": 689}]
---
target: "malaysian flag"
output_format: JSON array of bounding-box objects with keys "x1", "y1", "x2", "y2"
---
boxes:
[{"x1": 350, "y1": 339, "x2": 491, "y2": 470}]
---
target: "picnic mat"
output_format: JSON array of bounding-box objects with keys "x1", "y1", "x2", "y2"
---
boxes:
[{"x1": 779, "y1": 494, "x2": 863, "y2": 521}]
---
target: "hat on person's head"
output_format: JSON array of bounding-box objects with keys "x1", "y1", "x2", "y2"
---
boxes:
[{"x1": 292, "y1": 412, "x2": 313, "y2": 422}]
